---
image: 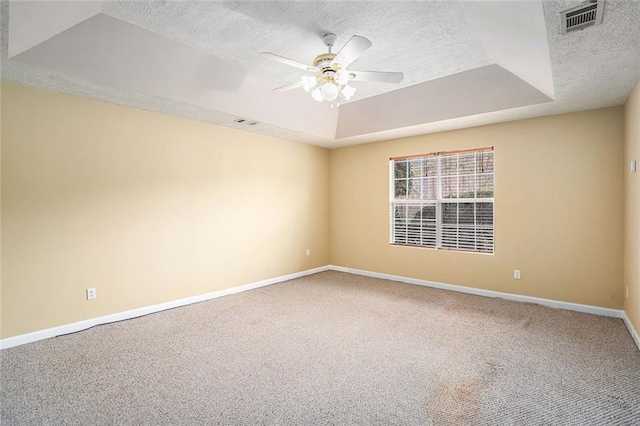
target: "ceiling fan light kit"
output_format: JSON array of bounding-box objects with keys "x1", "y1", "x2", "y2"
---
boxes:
[{"x1": 262, "y1": 32, "x2": 404, "y2": 107}]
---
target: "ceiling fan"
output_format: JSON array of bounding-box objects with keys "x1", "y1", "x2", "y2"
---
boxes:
[{"x1": 261, "y1": 33, "x2": 404, "y2": 106}]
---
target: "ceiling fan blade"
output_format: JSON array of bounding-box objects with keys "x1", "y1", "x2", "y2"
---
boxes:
[
  {"x1": 273, "y1": 81, "x2": 304, "y2": 92},
  {"x1": 331, "y1": 35, "x2": 372, "y2": 68},
  {"x1": 261, "y1": 52, "x2": 317, "y2": 72},
  {"x1": 349, "y1": 70, "x2": 404, "y2": 84}
]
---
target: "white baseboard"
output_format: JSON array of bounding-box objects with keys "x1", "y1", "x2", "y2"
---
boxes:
[
  {"x1": 622, "y1": 312, "x2": 640, "y2": 351},
  {"x1": 5, "y1": 264, "x2": 637, "y2": 352},
  {"x1": 0, "y1": 265, "x2": 329, "y2": 350},
  {"x1": 329, "y1": 265, "x2": 625, "y2": 319},
  {"x1": 336, "y1": 263, "x2": 636, "y2": 351}
]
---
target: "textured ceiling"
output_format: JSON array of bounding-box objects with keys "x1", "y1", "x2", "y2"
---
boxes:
[
  {"x1": 101, "y1": 0, "x2": 494, "y2": 101},
  {"x1": 1, "y1": 1, "x2": 639, "y2": 148}
]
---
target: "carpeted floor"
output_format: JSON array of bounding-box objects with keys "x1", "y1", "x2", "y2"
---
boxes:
[{"x1": 1, "y1": 271, "x2": 639, "y2": 425}]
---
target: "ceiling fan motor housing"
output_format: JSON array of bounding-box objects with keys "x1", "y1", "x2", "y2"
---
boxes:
[{"x1": 313, "y1": 53, "x2": 338, "y2": 79}]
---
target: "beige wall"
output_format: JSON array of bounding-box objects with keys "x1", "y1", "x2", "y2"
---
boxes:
[
  {"x1": 0, "y1": 81, "x2": 631, "y2": 341},
  {"x1": 330, "y1": 108, "x2": 625, "y2": 309},
  {"x1": 624, "y1": 80, "x2": 640, "y2": 332},
  {"x1": 0, "y1": 81, "x2": 3, "y2": 334},
  {"x1": 0, "y1": 82, "x2": 329, "y2": 338}
]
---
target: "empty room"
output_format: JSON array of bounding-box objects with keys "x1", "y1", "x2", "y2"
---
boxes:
[{"x1": 1, "y1": 0, "x2": 639, "y2": 424}]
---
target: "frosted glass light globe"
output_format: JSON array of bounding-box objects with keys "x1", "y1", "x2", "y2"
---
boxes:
[
  {"x1": 321, "y1": 83, "x2": 339, "y2": 102},
  {"x1": 341, "y1": 84, "x2": 356, "y2": 100},
  {"x1": 301, "y1": 75, "x2": 317, "y2": 92},
  {"x1": 311, "y1": 88, "x2": 323, "y2": 102}
]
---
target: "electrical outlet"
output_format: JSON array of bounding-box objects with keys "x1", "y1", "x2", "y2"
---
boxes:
[
  {"x1": 306, "y1": 248, "x2": 311, "y2": 257},
  {"x1": 514, "y1": 270, "x2": 521, "y2": 280},
  {"x1": 86, "y1": 288, "x2": 96, "y2": 300}
]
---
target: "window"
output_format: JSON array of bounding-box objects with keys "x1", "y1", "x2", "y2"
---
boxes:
[{"x1": 390, "y1": 147, "x2": 494, "y2": 253}]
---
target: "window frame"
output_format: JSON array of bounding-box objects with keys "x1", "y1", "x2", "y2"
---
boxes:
[{"x1": 389, "y1": 147, "x2": 494, "y2": 254}]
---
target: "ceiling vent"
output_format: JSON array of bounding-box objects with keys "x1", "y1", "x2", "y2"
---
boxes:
[
  {"x1": 561, "y1": 0, "x2": 605, "y2": 34},
  {"x1": 233, "y1": 118, "x2": 258, "y2": 126}
]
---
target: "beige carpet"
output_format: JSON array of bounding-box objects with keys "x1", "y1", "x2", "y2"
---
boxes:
[{"x1": 1, "y1": 271, "x2": 639, "y2": 425}]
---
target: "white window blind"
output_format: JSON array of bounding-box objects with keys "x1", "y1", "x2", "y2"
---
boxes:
[{"x1": 390, "y1": 148, "x2": 494, "y2": 253}]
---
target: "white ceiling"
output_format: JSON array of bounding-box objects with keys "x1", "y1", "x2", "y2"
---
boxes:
[{"x1": 1, "y1": 1, "x2": 639, "y2": 148}]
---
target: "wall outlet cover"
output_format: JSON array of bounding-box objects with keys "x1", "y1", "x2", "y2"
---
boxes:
[{"x1": 86, "y1": 288, "x2": 96, "y2": 300}]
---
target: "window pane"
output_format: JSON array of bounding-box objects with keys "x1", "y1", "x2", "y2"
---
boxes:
[
  {"x1": 406, "y1": 177, "x2": 439, "y2": 201},
  {"x1": 441, "y1": 225, "x2": 457, "y2": 248},
  {"x1": 424, "y1": 177, "x2": 437, "y2": 200},
  {"x1": 458, "y1": 154, "x2": 475, "y2": 175},
  {"x1": 476, "y1": 202, "x2": 493, "y2": 225},
  {"x1": 442, "y1": 202, "x2": 457, "y2": 224},
  {"x1": 407, "y1": 178, "x2": 422, "y2": 199},
  {"x1": 395, "y1": 179, "x2": 407, "y2": 198},
  {"x1": 441, "y1": 155, "x2": 457, "y2": 176},
  {"x1": 394, "y1": 203, "x2": 407, "y2": 219},
  {"x1": 416, "y1": 203, "x2": 436, "y2": 248},
  {"x1": 409, "y1": 159, "x2": 423, "y2": 178},
  {"x1": 477, "y1": 151, "x2": 494, "y2": 174},
  {"x1": 425, "y1": 157, "x2": 437, "y2": 177},
  {"x1": 393, "y1": 203, "x2": 408, "y2": 244},
  {"x1": 407, "y1": 204, "x2": 422, "y2": 220},
  {"x1": 394, "y1": 160, "x2": 408, "y2": 179},
  {"x1": 442, "y1": 176, "x2": 458, "y2": 199},
  {"x1": 476, "y1": 201, "x2": 494, "y2": 252},
  {"x1": 477, "y1": 175, "x2": 494, "y2": 198},
  {"x1": 459, "y1": 175, "x2": 476, "y2": 198},
  {"x1": 406, "y1": 204, "x2": 423, "y2": 245},
  {"x1": 422, "y1": 204, "x2": 436, "y2": 220},
  {"x1": 459, "y1": 203, "x2": 474, "y2": 224},
  {"x1": 458, "y1": 227, "x2": 476, "y2": 250},
  {"x1": 422, "y1": 224, "x2": 437, "y2": 247},
  {"x1": 476, "y1": 227, "x2": 494, "y2": 252}
]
